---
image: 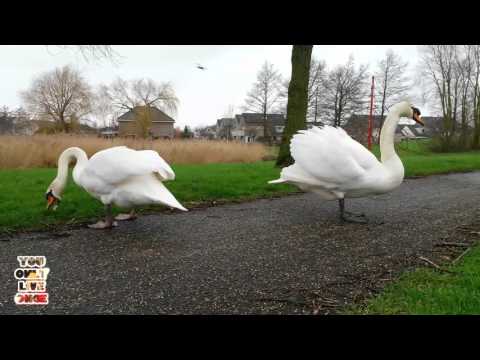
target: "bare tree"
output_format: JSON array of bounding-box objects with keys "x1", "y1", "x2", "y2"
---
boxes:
[
  {"x1": 1, "y1": 105, "x2": 9, "y2": 118},
  {"x1": 419, "y1": 45, "x2": 460, "y2": 148},
  {"x1": 101, "y1": 78, "x2": 178, "y2": 113},
  {"x1": 471, "y1": 45, "x2": 480, "y2": 148},
  {"x1": 277, "y1": 45, "x2": 313, "y2": 166},
  {"x1": 375, "y1": 50, "x2": 410, "y2": 136},
  {"x1": 21, "y1": 65, "x2": 93, "y2": 133},
  {"x1": 279, "y1": 58, "x2": 326, "y2": 123},
  {"x1": 321, "y1": 56, "x2": 369, "y2": 127},
  {"x1": 134, "y1": 106, "x2": 155, "y2": 138},
  {"x1": 47, "y1": 45, "x2": 121, "y2": 64},
  {"x1": 243, "y1": 61, "x2": 284, "y2": 144},
  {"x1": 307, "y1": 58, "x2": 327, "y2": 123},
  {"x1": 92, "y1": 87, "x2": 120, "y2": 129},
  {"x1": 100, "y1": 77, "x2": 179, "y2": 138},
  {"x1": 456, "y1": 46, "x2": 474, "y2": 145}
]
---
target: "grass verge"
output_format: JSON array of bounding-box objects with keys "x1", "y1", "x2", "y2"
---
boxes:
[{"x1": 346, "y1": 244, "x2": 480, "y2": 314}]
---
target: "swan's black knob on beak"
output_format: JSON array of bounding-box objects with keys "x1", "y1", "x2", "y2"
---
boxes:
[{"x1": 411, "y1": 106, "x2": 424, "y2": 126}]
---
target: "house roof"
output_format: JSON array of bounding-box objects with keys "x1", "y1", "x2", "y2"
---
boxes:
[
  {"x1": 217, "y1": 118, "x2": 234, "y2": 127},
  {"x1": 236, "y1": 113, "x2": 286, "y2": 125},
  {"x1": 118, "y1": 106, "x2": 175, "y2": 123},
  {"x1": 98, "y1": 126, "x2": 119, "y2": 132}
]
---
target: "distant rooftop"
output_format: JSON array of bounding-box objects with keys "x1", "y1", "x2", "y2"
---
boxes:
[{"x1": 118, "y1": 106, "x2": 175, "y2": 123}]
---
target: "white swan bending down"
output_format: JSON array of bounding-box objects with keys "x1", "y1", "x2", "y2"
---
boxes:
[
  {"x1": 45, "y1": 146, "x2": 188, "y2": 229},
  {"x1": 269, "y1": 101, "x2": 423, "y2": 223}
]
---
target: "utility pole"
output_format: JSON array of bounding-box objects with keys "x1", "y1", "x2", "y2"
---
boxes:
[{"x1": 368, "y1": 76, "x2": 375, "y2": 150}]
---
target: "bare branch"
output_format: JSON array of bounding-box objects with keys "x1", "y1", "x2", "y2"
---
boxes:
[{"x1": 20, "y1": 65, "x2": 93, "y2": 132}]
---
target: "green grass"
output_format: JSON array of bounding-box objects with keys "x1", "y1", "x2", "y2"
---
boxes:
[
  {"x1": 373, "y1": 139, "x2": 480, "y2": 177},
  {"x1": 346, "y1": 245, "x2": 480, "y2": 314},
  {"x1": 0, "y1": 162, "x2": 295, "y2": 231}
]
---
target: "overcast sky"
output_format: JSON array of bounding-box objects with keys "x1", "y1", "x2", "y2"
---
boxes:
[{"x1": 0, "y1": 45, "x2": 426, "y2": 129}]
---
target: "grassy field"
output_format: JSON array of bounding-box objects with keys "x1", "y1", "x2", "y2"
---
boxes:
[
  {"x1": 0, "y1": 162, "x2": 295, "y2": 231},
  {"x1": 347, "y1": 244, "x2": 480, "y2": 314}
]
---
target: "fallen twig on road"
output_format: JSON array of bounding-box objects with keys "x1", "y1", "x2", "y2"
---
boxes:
[
  {"x1": 312, "y1": 299, "x2": 340, "y2": 315},
  {"x1": 452, "y1": 248, "x2": 471, "y2": 265},
  {"x1": 418, "y1": 256, "x2": 455, "y2": 274},
  {"x1": 435, "y1": 242, "x2": 470, "y2": 248},
  {"x1": 254, "y1": 297, "x2": 307, "y2": 306},
  {"x1": 457, "y1": 228, "x2": 480, "y2": 235}
]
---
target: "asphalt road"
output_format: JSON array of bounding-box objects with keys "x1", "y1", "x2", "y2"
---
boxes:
[{"x1": 1, "y1": 172, "x2": 480, "y2": 314}]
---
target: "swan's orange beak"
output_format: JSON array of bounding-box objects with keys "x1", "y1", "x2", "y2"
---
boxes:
[
  {"x1": 46, "y1": 194, "x2": 58, "y2": 211},
  {"x1": 413, "y1": 112, "x2": 424, "y2": 126}
]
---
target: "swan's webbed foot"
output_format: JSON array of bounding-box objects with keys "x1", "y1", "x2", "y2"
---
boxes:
[
  {"x1": 340, "y1": 214, "x2": 368, "y2": 224},
  {"x1": 88, "y1": 220, "x2": 118, "y2": 229},
  {"x1": 344, "y1": 211, "x2": 366, "y2": 218},
  {"x1": 88, "y1": 204, "x2": 118, "y2": 229},
  {"x1": 115, "y1": 210, "x2": 137, "y2": 221},
  {"x1": 338, "y1": 199, "x2": 368, "y2": 224}
]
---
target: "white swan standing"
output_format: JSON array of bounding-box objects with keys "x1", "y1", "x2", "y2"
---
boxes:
[
  {"x1": 269, "y1": 101, "x2": 424, "y2": 223},
  {"x1": 45, "y1": 146, "x2": 188, "y2": 229}
]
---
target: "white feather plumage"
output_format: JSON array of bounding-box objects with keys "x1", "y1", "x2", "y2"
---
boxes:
[
  {"x1": 269, "y1": 102, "x2": 416, "y2": 201},
  {"x1": 52, "y1": 146, "x2": 187, "y2": 212}
]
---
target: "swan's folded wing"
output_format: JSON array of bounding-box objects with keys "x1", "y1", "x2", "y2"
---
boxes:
[
  {"x1": 86, "y1": 146, "x2": 175, "y2": 186},
  {"x1": 290, "y1": 126, "x2": 380, "y2": 186}
]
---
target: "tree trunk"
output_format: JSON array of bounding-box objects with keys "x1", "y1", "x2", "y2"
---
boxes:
[
  {"x1": 59, "y1": 113, "x2": 68, "y2": 133},
  {"x1": 474, "y1": 94, "x2": 480, "y2": 148},
  {"x1": 276, "y1": 45, "x2": 313, "y2": 167},
  {"x1": 263, "y1": 103, "x2": 271, "y2": 146}
]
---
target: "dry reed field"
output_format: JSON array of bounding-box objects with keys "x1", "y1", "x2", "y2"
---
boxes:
[{"x1": 0, "y1": 134, "x2": 269, "y2": 169}]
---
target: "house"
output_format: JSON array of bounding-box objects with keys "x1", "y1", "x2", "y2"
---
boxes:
[
  {"x1": 76, "y1": 120, "x2": 98, "y2": 135},
  {"x1": 216, "y1": 113, "x2": 325, "y2": 144},
  {"x1": 117, "y1": 106, "x2": 175, "y2": 139},
  {"x1": 229, "y1": 113, "x2": 286, "y2": 143},
  {"x1": 342, "y1": 114, "x2": 443, "y2": 146},
  {"x1": 0, "y1": 112, "x2": 38, "y2": 135},
  {"x1": 195, "y1": 125, "x2": 217, "y2": 140},
  {"x1": 98, "y1": 126, "x2": 119, "y2": 139},
  {"x1": 216, "y1": 118, "x2": 235, "y2": 140}
]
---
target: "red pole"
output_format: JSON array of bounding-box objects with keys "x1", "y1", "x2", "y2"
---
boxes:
[{"x1": 367, "y1": 76, "x2": 375, "y2": 150}]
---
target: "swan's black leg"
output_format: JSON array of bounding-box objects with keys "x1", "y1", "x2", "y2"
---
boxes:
[
  {"x1": 88, "y1": 204, "x2": 118, "y2": 229},
  {"x1": 338, "y1": 199, "x2": 367, "y2": 224}
]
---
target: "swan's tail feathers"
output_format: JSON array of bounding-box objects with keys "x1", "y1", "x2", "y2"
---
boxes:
[
  {"x1": 268, "y1": 178, "x2": 287, "y2": 184},
  {"x1": 166, "y1": 201, "x2": 188, "y2": 211},
  {"x1": 153, "y1": 182, "x2": 188, "y2": 212},
  {"x1": 269, "y1": 165, "x2": 295, "y2": 185},
  {"x1": 171, "y1": 203, "x2": 188, "y2": 212}
]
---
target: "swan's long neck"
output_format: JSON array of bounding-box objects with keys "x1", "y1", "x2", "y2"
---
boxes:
[
  {"x1": 378, "y1": 105, "x2": 406, "y2": 183},
  {"x1": 379, "y1": 109, "x2": 401, "y2": 163},
  {"x1": 55, "y1": 147, "x2": 88, "y2": 193}
]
